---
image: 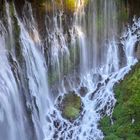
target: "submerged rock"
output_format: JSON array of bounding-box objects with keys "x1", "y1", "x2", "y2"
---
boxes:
[
  {"x1": 60, "y1": 92, "x2": 82, "y2": 121},
  {"x1": 78, "y1": 86, "x2": 88, "y2": 97}
]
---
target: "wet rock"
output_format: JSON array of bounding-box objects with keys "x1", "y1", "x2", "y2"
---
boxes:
[
  {"x1": 118, "y1": 42, "x2": 127, "y2": 67},
  {"x1": 60, "y1": 91, "x2": 83, "y2": 121},
  {"x1": 92, "y1": 73, "x2": 102, "y2": 83},
  {"x1": 135, "y1": 42, "x2": 140, "y2": 60},
  {"x1": 63, "y1": 76, "x2": 71, "y2": 91},
  {"x1": 46, "y1": 115, "x2": 51, "y2": 123},
  {"x1": 78, "y1": 86, "x2": 88, "y2": 97},
  {"x1": 90, "y1": 82, "x2": 102, "y2": 99},
  {"x1": 54, "y1": 120, "x2": 61, "y2": 129}
]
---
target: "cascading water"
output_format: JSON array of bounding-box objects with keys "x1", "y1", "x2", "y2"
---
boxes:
[
  {"x1": 0, "y1": 2, "x2": 52, "y2": 140},
  {"x1": 0, "y1": 0, "x2": 140, "y2": 140},
  {"x1": 0, "y1": 20, "x2": 28, "y2": 140}
]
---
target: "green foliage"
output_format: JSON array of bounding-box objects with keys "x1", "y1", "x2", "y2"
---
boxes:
[
  {"x1": 38, "y1": 0, "x2": 88, "y2": 13},
  {"x1": 64, "y1": 0, "x2": 76, "y2": 12},
  {"x1": 63, "y1": 106, "x2": 80, "y2": 119},
  {"x1": 100, "y1": 63, "x2": 140, "y2": 139},
  {"x1": 117, "y1": 10, "x2": 129, "y2": 22},
  {"x1": 47, "y1": 56, "x2": 72, "y2": 86},
  {"x1": 63, "y1": 0, "x2": 88, "y2": 13},
  {"x1": 62, "y1": 92, "x2": 82, "y2": 121},
  {"x1": 105, "y1": 134, "x2": 121, "y2": 140}
]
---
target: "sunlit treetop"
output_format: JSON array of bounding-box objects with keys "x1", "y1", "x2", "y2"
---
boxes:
[{"x1": 39, "y1": 0, "x2": 88, "y2": 13}]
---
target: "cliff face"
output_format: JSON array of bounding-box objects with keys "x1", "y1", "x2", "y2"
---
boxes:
[
  {"x1": 1, "y1": 0, "x2": 138, "y2": 38},
  {"x1": 127, "y1": 0, "x2": 140, "y2": 18},
  {"x1": 100, "y1": 63, "x2": 140, "y2": 140},
  {"x1": 136, "y1": 43, "x2": 140, "y2": 60},
  {"x1": 0, "y1": 0, "x2": 138, "y2": 42}
]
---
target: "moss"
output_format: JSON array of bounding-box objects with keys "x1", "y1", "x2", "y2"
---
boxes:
[
  {"x1": 61, "y1": 92, "x2": 82, "y2": 121},
  {"x1": 48, "y1": 44, "x2": 80, "y2": 86},
  {"x1": 0, "y1": 0, "x2": 6, "y2": 19},
  {"x1": 96, "y1": 15, "x2": 104, "y2": 33},
  {"x1": 100, "y1": 62, "x2": 140, "y2": 139},
  {"x1": 9, "y1": 1, "x2": 14, "y2": 16},
  {"x1": 48, "y1": 68, "x2": 59, "y2": 85},
  {"x1": 47, "y1": 58, "x2": 71, "y2": 86},
  {"x1": 105, "y1": 134, "x2": 121, "y2": 140},
  {"x1": 117, "y1": 10, "x2": 129, "y2": 22},
  {"x1": 9, "y1": 1, "x2": 22, "y2": 63},
  {"x1": 63, "y1": 106, "x2": 80, "y2": 119}
]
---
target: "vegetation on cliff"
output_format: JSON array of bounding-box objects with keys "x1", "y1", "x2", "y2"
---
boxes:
[
  {"x1": 100, "y1": 62, "x2": 140, "y2": 140},
  {"x1": 39, "y1": 0, "x2": 88, "y2": 13}
]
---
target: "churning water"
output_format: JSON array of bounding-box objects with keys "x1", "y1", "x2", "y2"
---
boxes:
[{"x1": 0, "y1": 0, "x2": 140, "y2": 140}]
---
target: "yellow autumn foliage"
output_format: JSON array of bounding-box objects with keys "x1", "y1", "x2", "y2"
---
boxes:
[{"x1": 40, "y1": 0, "x2": 88, "y2": 13}]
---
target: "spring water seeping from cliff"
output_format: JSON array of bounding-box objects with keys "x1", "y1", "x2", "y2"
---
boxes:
[{"x1": 0, "y1": 0, "x2": 140, "y2": 140}]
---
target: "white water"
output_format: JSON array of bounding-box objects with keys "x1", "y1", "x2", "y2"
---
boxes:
[
  {"x1": 0, "y1": 1, "x2": 140, "y2": 140},
  {"x1": 0, "y1": 20, "x2": 27, "y2": 140},
  {"x1": 43, "y1": 19, "x2": 139, "y2": 140}
]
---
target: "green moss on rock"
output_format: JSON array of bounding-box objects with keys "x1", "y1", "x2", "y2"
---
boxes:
[
  {"x1": 61, "y1": 92, "x2": 82, "y2": 121},
  {"x1": 48, "y1": 44, "x2": 80, "y2": 86},
  {"x1": 100, "y1": 62, "x2": 140, "y2": 140},
  {"x1": 9, "y1": 1, "x2": 22, "y2": 63}
]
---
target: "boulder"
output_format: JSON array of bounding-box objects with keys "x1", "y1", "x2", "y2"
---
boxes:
[
  {"x1": 60, "y1": 92, "x2": 82, "y2": 121},
  {"x1": 78, "y1": 86, "x2": 88, "y2": 97}
]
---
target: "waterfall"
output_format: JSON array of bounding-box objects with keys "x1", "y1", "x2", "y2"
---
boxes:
[
  {"x1": 0, "y1": 20, "x2": 28, "y2": 140},
  {"x1": 0, "y1": 0, "x2": 140, "y2": 140},
  {"x1": 0, "y1": 2, "x2": 52, "y2": 140},
  {"x1": 44, "y1": 19, "x2": 139, "y2": 140}
]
